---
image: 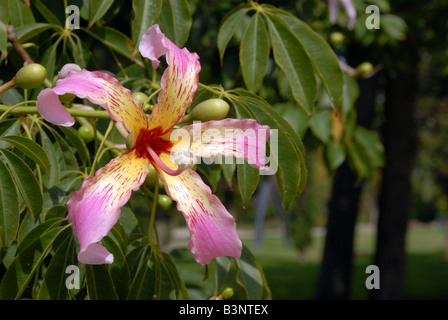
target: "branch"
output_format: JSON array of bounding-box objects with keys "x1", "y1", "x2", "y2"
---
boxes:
[{"x1": 6, "y1": 24, "x2": 34, "y2": 65}]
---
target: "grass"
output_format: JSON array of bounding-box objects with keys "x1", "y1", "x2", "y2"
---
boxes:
[
  {"x1": 171, "y1": 221, "x2": 448, "y2": 299},
  {"x1": 243, "y1": 222, "x2": 448, "y2": 300}
]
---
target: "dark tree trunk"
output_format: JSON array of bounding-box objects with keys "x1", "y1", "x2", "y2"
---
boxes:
[
  {"x1": 315, "y1": 76, "x2": 378, "y2": 299},
  {"x1": 372, "y1": 52, "x2": 418, "y2": 300}
]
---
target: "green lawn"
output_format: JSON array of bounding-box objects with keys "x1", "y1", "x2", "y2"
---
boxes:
[
  {"x1": 172, "y1": 222, "x2": 448, "y2": 299},
  {"x1": 244, "y1": 222, "x2": 448, "y2": 300}
]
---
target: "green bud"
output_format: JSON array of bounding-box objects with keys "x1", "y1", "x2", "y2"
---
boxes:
[
  {"x1": 14, "y1": 63, "x2": 47, "y2": 89},
  {"x1": 132, "y1": 92, "x2": 149, "y2": 105},
  {"x1": 145, "y1": 164, "x2": 158, "y2": 186},
  {"x1": 356, "y1": 62, "x2": 374, "y2": 76},
  {"x1": 329, "y1": 32, "x2": 345, "y2": 46},
  {"x1": 125, "y1": 134, "x2": 132, "y2": 149},
  {"x1": 59, "y1": 93, "x2": 76, "y2": 103},
  {"x1": 221, "y1": 288, "x2": 234, "y2": 299},
  {"x1": 78, "y1": 125, "x2": 95, "y2": 143},
  {"x1": 157, "y1": 195, "x2": 172, "y2": 210},
  {"x1": 187, "y1": 98, "x2": 230, "y2": 122}
]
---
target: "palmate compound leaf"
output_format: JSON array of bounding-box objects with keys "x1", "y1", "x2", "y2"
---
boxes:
[
  {"x1": 228, "y1": 89, "x2": 306, "y2": 213},
  {"x1": 270, "y1": 11, "x2": 344, "y2": 110},
  {"x1": 0, "y1": 135, "x2": 51, "y2": 177},
  {"x1": 0, "y1": 222, "x2": 70, "y2": 299}
]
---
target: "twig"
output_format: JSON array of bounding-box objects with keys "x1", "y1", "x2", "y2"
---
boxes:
[{"x1": 6, "y1": 24, "x2": 34, "y2": 65}]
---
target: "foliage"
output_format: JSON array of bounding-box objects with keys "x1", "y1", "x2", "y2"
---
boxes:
[{"x1": 0, "y1": 0, "x2": 385, "y2": 300}]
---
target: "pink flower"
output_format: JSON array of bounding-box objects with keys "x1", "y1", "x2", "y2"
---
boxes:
[
  {"x1": 328, "y1": 0, "x2": 357, "y2": 30},
  {"x1": 36, "y1": 25, "x2": 270, "y2": 265}
]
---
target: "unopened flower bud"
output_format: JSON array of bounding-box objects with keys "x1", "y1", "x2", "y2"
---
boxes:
[
  {"x1": 14, "y1": 63, "x2": 47, "y2": 89},
  {"x1": 356, "y1": 62, "x2": 374, "y2": 77},
  {"x1": 145, "y1": 164, "x2": 159, "y2": 186},
  {"x1": 157, "y1": 195, "x2": 172, "y2": 210},
  {"x1": 329, "y1": 32, "x2": 345, "y2": 46},
  {"x1": 187, "y1": 98, "x2": 230, "y2": 122},
  {"x1": 58, "y1": 63, "x2": 81, "y2": 79},
  {"x1": 78, "y1": 124, "x2": 95, "y2": 143},
  {"x1": 221, "y1": 287, "x2": 234, "y2": 299}
]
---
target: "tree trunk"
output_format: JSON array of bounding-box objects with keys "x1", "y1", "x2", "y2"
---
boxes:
[
  {"x1": 372, "y1": 57, "x2": 418, "y2": 299},
  {"x1": 315, "y1": 76, "x2": 378, "y2": 299}
]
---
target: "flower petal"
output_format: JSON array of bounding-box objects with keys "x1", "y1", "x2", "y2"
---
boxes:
[
  {"x1": 339, "y1": 0, "x2": 356, "y2": 30},
  {"x1": 36, "y1": 69, "x2": 148, "y2": 142},
  {"x1": 36, "y1": 88, "x2": 75, "y2": 126},
  {"x1": 139, "y1": 25, "x2": 201, "y2": 134},
  {"x1": 177, "y1": 118, "x2": 271, "y2": 170},
  {"x1": 67, "y1": 149, "x2": 150, "y2": 264},
  {"x1": 156, "y1": 154, "x2": 242, "y2": 265}
]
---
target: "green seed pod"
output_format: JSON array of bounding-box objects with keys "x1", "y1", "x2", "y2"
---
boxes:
[
  {"x1": 221, "y1": 288, "x2": 234, "y2": 299},
  {"x1": 78, "y1": 125, "x2": 95, "y2": 143},
  {"x1": 14, "y1": 63, "x2": 47, "y2": 89},
  {"x1": 356, "y1": 62, "x2": 374, "y2": 77},
  {"x1": 187, "y1": 98, "x2": 230, "y2": 122},
  {"x1": 145, "y1": 164, "x2": 159, "y2": 186},
  {"x1": 329, "y1": 32, "x2": 345, "y2": 46},
  {"x1": 157, "y1": 194, "x2": 172, "y2": 210},
  {"x1": 132, "y1": 92, "x2": 149, "y2": 105}
]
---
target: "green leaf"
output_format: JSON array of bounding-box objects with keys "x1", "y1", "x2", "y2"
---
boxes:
[
  {"x1": 15, "y1": 23, "x2": 56, "y2": 42},
  {"x1": 0, "y1": 135, "x2": 51, "y2": 177},
  {"x1": 274, "y1": 12, "x2": 343, "y2": 109},
  {"x1": 126, "y1": 246, "x2": 156, "y2": 299},
  {"x1": 88, "y1": 26, "x2": 143, "y2": 66},
  {"x1": 16, "y1": 217, "x2": 65, "y2": 252},
  {"x1": 102, "y1": 235, "x2": 131, "y2": 300},
  {"x1": 0, "y1": 159, "x2": 19, "y2": 248},
  {"x1": 39, "y1": 36, "x2": 63, "y2": 84},
  {"x1": 32, "y1": 0, "x2": 62, "y2": 26},
  {"x1": 59, "y1": 126, "x2": 90, "y2": 166},
  {"x1": 0, "y1": 22, "x2": 7, "y2": 58},
  {"x1": 85, "y1": 264, "x2": 119, "y2": 300},
  {"x1": 235, "y1": 245, "x2": 271, "y2": 300},
  {"x1": 308, "y1": 108, "x2": 332, "y2": 143},
  {"x1": 0, "y1": 0, "x2": 10, "y2": 24},
  {"x1": 160, "y1": 252, "x2": 190, "y2": 299},
  {"x1": 325, "y1": 138, "x2": 346, "y2": 172},
  {"x1": 39, "y1": 127, "x2": 60, "y2": 187},
  {"x1": 208, "y1": 256, "x2": 232, "y2": 293},
  {"x1": 230, "y1": 90, "x2": 306, "y2": 212},
  {"x1": 132, "y1": 0, "x2": 162, "y2": 53},
  {"x1": 0, "y1": 224, "x2": 70, "y2": 299},
  {"x1": 8, "y1": 0, "x2": 35, "y2": 28},
  {"x1": 0, "y1": 148, "x2": 43, "y2": 221},
  {"x1": 88, "y1": 0, "x2": 115, "y2": 28},
  {"x1": 237, "y1": 161, "x2": 259, "y2": 206},
  {"x1": 37, "y1": 235, "x2": 77, "y2": 300},
  {"x1": 217, "y1": 4, "x2": 250, "y2": 63},
  {"x1": 240, "y1": 12, "x2": 270, "y2": 92},
  {"x1": 265, "y1": 14, "x2": 317, "y2": 113},
  {"x1": 159, "y1": 0, "x2": 192, "y2": 47}
]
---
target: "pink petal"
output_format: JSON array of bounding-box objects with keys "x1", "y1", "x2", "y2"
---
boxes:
[
  {"x1": 139, "y1": 25, "x2": 201, "y2": 135},
  {"x1": 328, "y1": 0, "x2": 338, "y2": 24},
  {"x1": 340, "y1": 0, "x2": 357, "y2": 29},
  {"x1": 67, "y1": 149, "x2": 150, "y2": 264},
  {"x1": 36, "y1": 88, "x2": 75, "y2": 126},
  {"x1": 156, "y1": 161, "x2": 242, "y2": 265},
  {"x1": 179, "y1": 118, "x2": 271, "y2": 170},
  {"x1": 36, "y1": 69, "x2": 148, "y2": 143}
]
